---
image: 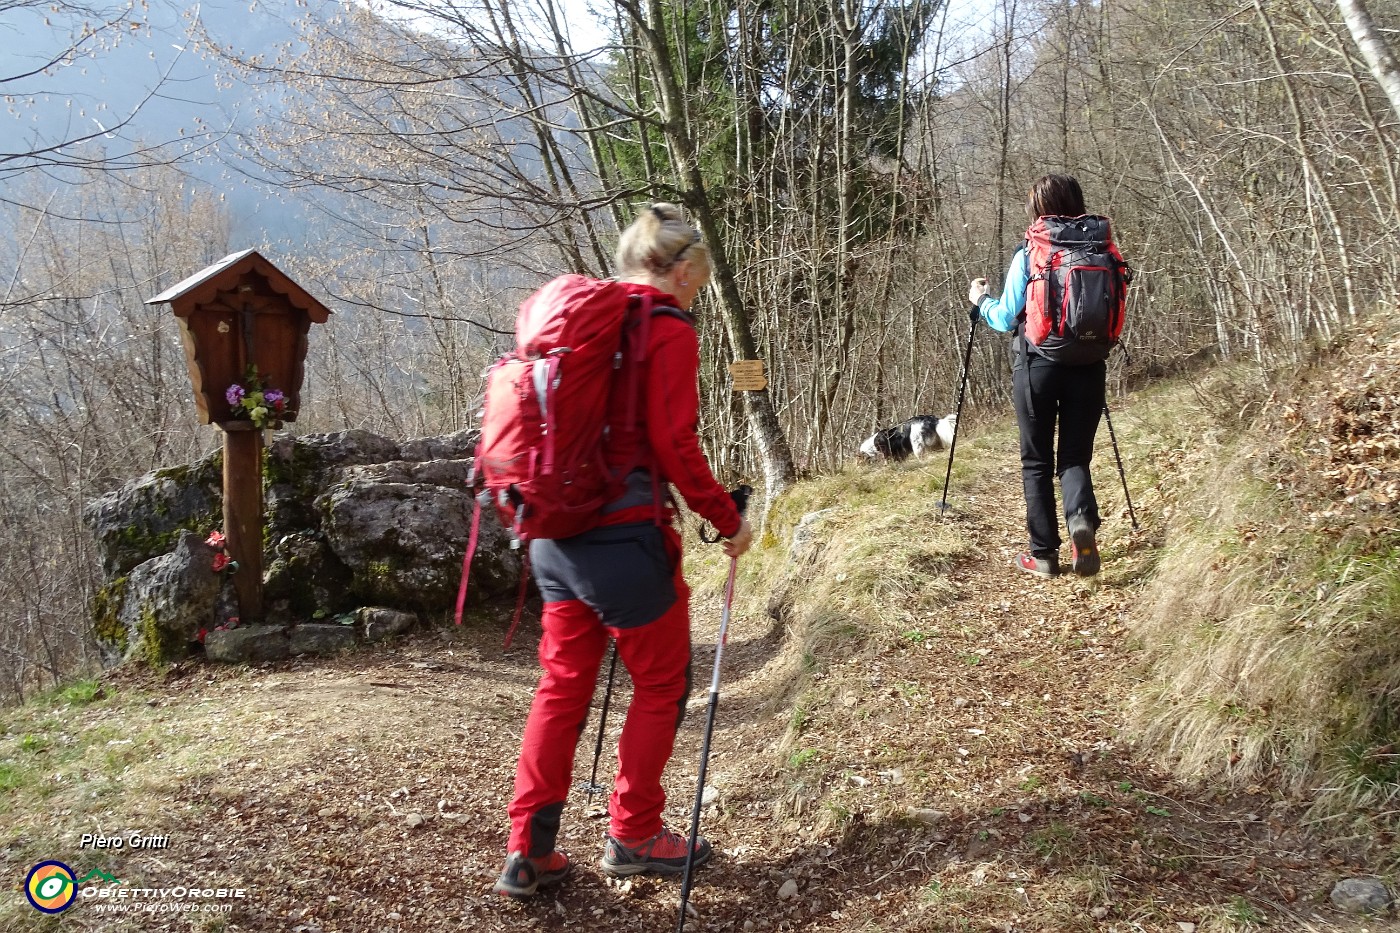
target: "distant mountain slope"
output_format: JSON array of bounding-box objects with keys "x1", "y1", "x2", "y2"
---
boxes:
[{"x1": 0, "y1": 0, "x2": 340, "y2": 243}]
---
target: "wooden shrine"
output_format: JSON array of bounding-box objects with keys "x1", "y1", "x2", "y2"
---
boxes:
[{"x1": 147, "y1": 249, "x2": 331, "y2": 624}]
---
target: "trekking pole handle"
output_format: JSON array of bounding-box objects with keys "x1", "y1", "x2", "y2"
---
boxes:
[{"x1": 699, "y1": 484, "x2": 753, "y2": 543}]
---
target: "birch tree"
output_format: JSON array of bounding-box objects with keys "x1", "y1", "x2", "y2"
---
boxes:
[{"x1": 1338, "y1": 0, "x2": 1400, "y2": 122}]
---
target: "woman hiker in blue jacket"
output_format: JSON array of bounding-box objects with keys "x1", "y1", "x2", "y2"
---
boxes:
[{"x1": 967, "y1": 173, "x2": 1105, "y2": 579}]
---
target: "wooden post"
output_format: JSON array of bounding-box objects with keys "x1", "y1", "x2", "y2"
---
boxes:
[{"x1": 222, "y1": 424, "x2": 264, "y2": 624}]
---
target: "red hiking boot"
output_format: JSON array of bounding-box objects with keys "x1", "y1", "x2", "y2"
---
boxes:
[
  {"x1": 600, "y1": 827, "x2": 712, "y2": 877},
  {"x1": 493, "y1": 850, "x2": 571, "y2": 898}
]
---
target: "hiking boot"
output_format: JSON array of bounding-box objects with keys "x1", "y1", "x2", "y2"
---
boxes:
[
  {"x1": 1015, "y1": 552, "x2": 1059, "y2": 578},
  {"x1": 493, "y1": 850, "x2": 571, "y2": 898},
  {"x1": 1067, "y1": 515, "x2": 1100, "y2": 577},
  {"x1": 600, "y1": 827, "x2": 712, "y2": 877}
]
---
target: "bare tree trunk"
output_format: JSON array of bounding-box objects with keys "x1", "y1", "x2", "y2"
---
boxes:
[
  {"x1": 1337, "y1": 0, "x2": 1400, "y2": 123},
  {"x1": 629, "y1": 0, "x2": 797, "y2": 502},
  {"x1": 811, "y1": 0, "x2": 861, "y2": 470},
  {"x1": 993, "y1": 0, "x2": 1019, "y2": 261},
  {"x1": 1257, "y1": 0, "x2": 1358, "y2": 324}
]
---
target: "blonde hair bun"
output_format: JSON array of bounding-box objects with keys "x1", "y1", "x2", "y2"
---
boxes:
[{"x1": 616, "y1": 203, "x2": 711, "y2": 282}]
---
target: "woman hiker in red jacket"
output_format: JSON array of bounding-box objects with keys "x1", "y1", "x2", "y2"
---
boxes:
[{"x1": 494, "y1": 203, "x2": 755, "y2": 898}]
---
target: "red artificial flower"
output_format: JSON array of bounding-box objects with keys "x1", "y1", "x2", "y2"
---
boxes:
[
  {"x1": 211, "y1": 553, "x2": 231, "y2": 572},
  {"x1": 205, "y1": 530, "x2": 227, "y2": 550},
  {"x1": 196, "y1": 628, "x2": 208, "y2": 643}
]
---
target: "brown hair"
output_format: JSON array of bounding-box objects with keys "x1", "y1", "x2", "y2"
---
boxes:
[
  {"x1": 1026, "y1": 174, "x2": 1086, "y2": 220},
  {"x1": 615, "y1": 203, "x2": 712, "y2": 283}
]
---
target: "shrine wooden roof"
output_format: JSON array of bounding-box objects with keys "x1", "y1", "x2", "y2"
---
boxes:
[{"x1": 146, "y1": 249, "x2": 331, "y2": 323}]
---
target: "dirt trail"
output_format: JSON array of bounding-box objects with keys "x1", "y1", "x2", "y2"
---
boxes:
[{"x1": 49, "y1": 442, "x2": 1384, "y2": 933}]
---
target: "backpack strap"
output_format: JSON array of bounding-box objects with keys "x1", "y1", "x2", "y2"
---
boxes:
[
  {"x1": 624, "y1": 294, "x2": 654, "y2": 431},
  {"x1": 652, "y1": 306, "x2": 694, "y2": 325},
  {"x1": 502, "y1": 550, "x2": 531, "y2": 650},
  {"x1": 537, "y1": 353, "x2": 565, "y2": 474},
  {"x1": 619, "y1": 297, "x2": 693, "y2": 526},
  {"x1": 453, "y1": 488, "x2": 485, "y2": 627}
]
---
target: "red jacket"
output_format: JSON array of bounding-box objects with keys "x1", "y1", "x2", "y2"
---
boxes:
[{"x1": 600, "y1": 285, "x2": 742, "y2": 538}]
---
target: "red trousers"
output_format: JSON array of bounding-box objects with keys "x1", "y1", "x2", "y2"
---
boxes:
[{"x1": 507, "y1": 536, "x2": 692, "y2": 856}]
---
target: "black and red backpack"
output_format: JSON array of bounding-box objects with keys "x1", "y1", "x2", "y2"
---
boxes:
[
  {"x1": 1023, "y1": 215, "x2": 1130, "y2": 365},
  {"x1": 453, "y1": 274, "x2": 686, "y2": 640}
]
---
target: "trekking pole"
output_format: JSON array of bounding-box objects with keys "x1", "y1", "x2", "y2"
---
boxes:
[
  {"x1": 578, "y1": 641, "x2": 618, "y2": 810},
  {"x1": 1102, "y1": 403, "x2": 1140, "y2": 531},
  {"x1": 939, "y1": 310, "x2": 979, "y2": 515},
  {"x1": 677, "y1": 486, "x2": 750, "y2": 933}
]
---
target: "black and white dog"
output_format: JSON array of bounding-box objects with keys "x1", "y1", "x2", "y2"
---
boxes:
[{"x1": 858, "y1": 415, "x2": 957, "y2": 462}]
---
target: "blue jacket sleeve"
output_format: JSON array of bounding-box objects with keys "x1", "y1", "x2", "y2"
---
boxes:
[{"x1": 976, "y1": 248, "x2": 1028, "y2": 333}]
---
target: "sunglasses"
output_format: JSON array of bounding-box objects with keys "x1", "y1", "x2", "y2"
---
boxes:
[{"x1": 650, "y1": 205, "x2": 701, "y2": 264}]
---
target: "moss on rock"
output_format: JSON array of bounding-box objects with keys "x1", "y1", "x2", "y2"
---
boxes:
[
  {"x1": 90, "y1": 577, "x2": 130, "y2": 652},
  {"x1": 137, "y1": 604, "x2": 183, "y2": 664}
]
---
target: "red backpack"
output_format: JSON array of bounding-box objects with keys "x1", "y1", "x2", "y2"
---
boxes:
[
  {"x1": 1023, "y1": 215, "x2": 1130, "y2": 365},
  {"x1": 454, "y1": 274, "x2": 681, "y2": 637}
]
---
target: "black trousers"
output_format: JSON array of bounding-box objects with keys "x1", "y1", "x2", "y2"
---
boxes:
[{"x1": 1012, "y1": 353, "x2": 1106, "y2": 559}]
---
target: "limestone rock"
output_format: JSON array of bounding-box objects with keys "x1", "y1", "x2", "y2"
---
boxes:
[
  {"x1": 357, "y1": 608, "x2": 417, "y2": 642},
  {"x1": 264, "y1": 429, "x2": 401, "y2": 542},
  {"x1": 204, "y1": 625, "x2": 290, "y2": 664},
  {"x1": 906, "y1": 807, "x2": 946, "y2": 825},
  {"x1": 263, "y1": 532, "x2": 355, "y2": 621},
  {"x1": 116, "y1": 532, "x2": 222, "y2": 661},
  {"x1": 1330, "y1": 877, "x2": 1392, "y2": 914},
  {"x1": 289, "y1": 623, "x2": 357, "y2": 656},
  {"x1": 270, "y1": 429, "x2": 401, "y2": 472},
  {"x1": 85, "y1": 428, "x2": 521, "y2": 667},
  {"x1": 399, "y1": 429, "x2": 478, "y2": 462},
  {"x1": 320, "y1": 459, "x2": 519, "y2": 612},
  {"x1": 790, "y1": 508, "x2": 837, "y2": 562},
  {"x1": 83, "y1": 454, "x2": 223, "y2": 576}
]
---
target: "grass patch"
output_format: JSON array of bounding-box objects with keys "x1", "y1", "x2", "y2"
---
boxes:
[
  {"x1": 1125, "y1": 327, "x2": 1400, "y2": 848},
  {"x1": 1226, "y1": 895, "x2": 1266, "y2": 924},
  {"x1": 0, "y1": 680, "x2": 238, "y2": 843},
  {"x1": 1027, "y1": 820, "x2": 1076, "y2": 861},
  {"x1": 685, "y1": 452, "x2": 975, "y2": 764},
  {"x1": 58, "y1": 679, "x2": 104, "y2": 706}
]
